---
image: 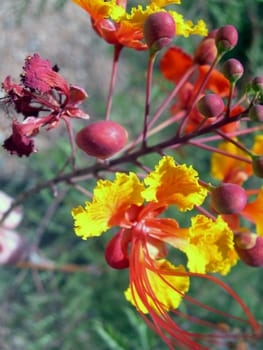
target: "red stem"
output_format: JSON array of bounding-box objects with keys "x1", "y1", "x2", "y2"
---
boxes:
[
  {"x1": 105, "y1": 44, "x2": 123, "y2": 120},
  {"x1": 142, "y1": 53, "x2": 156, "y2": 148}
]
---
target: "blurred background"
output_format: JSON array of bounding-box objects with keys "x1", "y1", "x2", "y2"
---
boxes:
[{"x1": 0, "y1": 1, "x2": 263, "y2": 349}]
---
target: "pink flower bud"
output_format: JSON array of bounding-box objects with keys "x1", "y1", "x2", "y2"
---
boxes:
[
  {"x1": 211, "y1": 183, "x2": 247, "y2": 214},
  {"x1": 249, "y1": 104, "x2": 263, "y2": 122},
  {"x1": 222, "y1": 58, "x2": 244, "y2": 83},
  {"x1": 215, "y1": 25, "x2": 238, "y2": 52},
  {"x1": 194, "y1": 38, "x2": 218, "y2": 65},
  {"x1": 76, "y1": 120, "x2": 128, "y2": 159},
  {"x1": 234, "y1": 232, "x2": 263, "y2": 267},
  {"x1": 143, "y1": 12, "x2": 175, "y2": 52},
  {"x1": 0, "y1": 229, "x2": 26, "y2": 265},
  {"x1": 197, "y1": 94, "x2": 225, "y2": 118},
  {"x1": 251, "y1": 155, "x2": 263, "y2": 178},
  {"x1": 252, "y1": 76, "x2": 263, "y2": 94}
]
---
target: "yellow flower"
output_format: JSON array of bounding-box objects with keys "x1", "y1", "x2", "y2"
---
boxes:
[
  {"x1": 72, "y1": 0, "x2": 207, "y2": 49},
  {"x1": 72, "y1": 155, "x2": 238, "y2": 349}
]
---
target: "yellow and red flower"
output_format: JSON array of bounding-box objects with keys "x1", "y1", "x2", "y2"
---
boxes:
[
  {"x1": 71, "y1": 0, "x2": 207, "y2": 49},
  {"x1": 72, "y1": 155, "x2": 238, "y2": 349}
]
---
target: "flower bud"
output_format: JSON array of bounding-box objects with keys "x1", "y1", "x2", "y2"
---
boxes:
[
  {"x1": 0, "y1": 229, "x2": 26, "y2": 265},
  {"x1": 76, "y1": 120, "x2": 128, "y2": 159},
  {"x1": 211, "y1": 183, "x2": 247, "y2": 214},
  {"x1": 197, "y1": 94, "x2": 225, "y2": 118},
  {"x1": 251, "y1": 76, "x2": 263, "y2": 94},
  {"x1": 234, "y1": 232, "x2": 263, "y2": 267},
  {"x1": 222, "y1": 58, "x2": 244, "y2": 83},
  {"x1": 248, "y1": 104, "x2": 263, "y2": 122},
  {"x1": 251, "y1": 155, "x2": 263, "y2": 178},
  {"x1": 143, "y1": 12, "x2": 175, "y2": 52},
  {"x1": 215, "y1": 25, "x2": 238, "y2": 53},
  {"x1": 194, "y1": 38, "x2": 218, "y2": 65}
]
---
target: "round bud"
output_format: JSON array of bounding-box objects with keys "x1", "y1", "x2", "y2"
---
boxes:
[
  {"x1": 222, "y1": 58, "x2": 244, "y2": 83},
  {"x1": 143, "y1": 12, "x2": 175, "y2": 52},
  {"x1": 211, "y1": 183, "x2": 247, "y2": 214},
  {"x1": 251, "y1": 155, "x2": 263, "y2": 178},
  {"x1": 234, "y1": 232, "x2": 263, "y2": 267},
  {"x1": 248, "y1": 104, "x2": 263, "y2": 122},
  {"x1": 197, "y1": 94, "x2": 225, "y2": 118},
  {"x1": 76, "y1": 120, "x2": 128, "y2": 159},
  {"x1": 215, "y1": 25, "x2": 238, "y2": 53},
  {"x1": 251, "y1": 76, "x2": 263, "y2": 94},
  {"x1": 194, "y1": 38, "x2": 218, "y2": 65}
]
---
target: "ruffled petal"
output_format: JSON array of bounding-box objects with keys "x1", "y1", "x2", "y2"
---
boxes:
[
  {"x1": 72, "y1": 172, "x2": 144, "y2": 239},
  {"x1": 142, "y1": 156, "x2": 207, "y2": 211},
  {"x1": 169, "y1": 13, "x2": 207, "y2": 37},
  {"x1": 184, "y1": 215, "x2": 238, "y2": 275},
  {"x1": 71, "y1": 0, "x2": 116, "y2": 20}
]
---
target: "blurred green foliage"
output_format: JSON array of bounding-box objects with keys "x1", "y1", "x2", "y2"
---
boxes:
[{"x1": 0, "y1": 1, "x2": 263, "y2": 349}]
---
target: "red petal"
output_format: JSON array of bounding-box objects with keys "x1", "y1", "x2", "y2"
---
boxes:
[
  {"x1": 160, "y1": 46, "x2": 193, "y2": 83},
  {"x1": 198, "y1": 66, "x2": 230, "y2": 96},
  {"x1": 22, "y1": 53, "x2": 68, "y2": 94},
  {"x1": 105, "y1": 229, "x2": 131, "y2": 269}
]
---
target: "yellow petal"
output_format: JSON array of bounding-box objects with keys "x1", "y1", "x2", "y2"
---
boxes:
[
  {"x1": 124, "y1": 259, "x2": 189, "y2": 314},
  {"x1": 184, "y1": 215, "x2": 238, "y2": 275},
  {"x1": 142, "y1": 156, "x2": 207, "y2": 211},
  {"x1": 150, "y1": 0, "x2": 181, "y2": 6},
  {"x1": 72, "y1": 172, "x2": 144, "y2": 239},
  {"x1": 169, "y1": 13, "x2": 208, "y2": 37},
  {"x1": 71, "y1": 0, "x2": 114, "y2": 19},
  {"x1": 252, "y1": 134, "x2": 263, "y2": 155},
  {"x1": 211, "y1": 140, "x2": 251, "y2": 181}
]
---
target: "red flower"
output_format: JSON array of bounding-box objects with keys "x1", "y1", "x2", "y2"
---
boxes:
[
  {"x1": 2, "y1": 54, "x2": 88, "y2": 157},
  {"x1": 160, "y1": 45, "x2": 235, "y2": 132}
]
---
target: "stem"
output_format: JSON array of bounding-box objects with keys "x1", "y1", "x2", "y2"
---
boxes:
[
  {"x1": 215, "y1": 129, "x2": 254, "y2": 157},
  {"x1": 105, "y1": 44, "x2": 123, "y2": 120},
  {"x1": 128, "y1": 65, "x2": 195, "y2": 151},
  {"x1": 142, "y1": 52, "x2": 156, "y2": 148},
  {"x1": 188, "y1": 140, "x2": 252, "y2": 163},
  {"x1": 15, "y1": 261, "x2": 101, "y2": 274},
  {"x1": 176, "y1": 56, "x2": 221, "y2": 136},
  {"x1": 62, "y1": 116, "x2": 77, "y2": 170},
  {"x1": 225, "y1": 81, "x2": 236, "y2": 117}
]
